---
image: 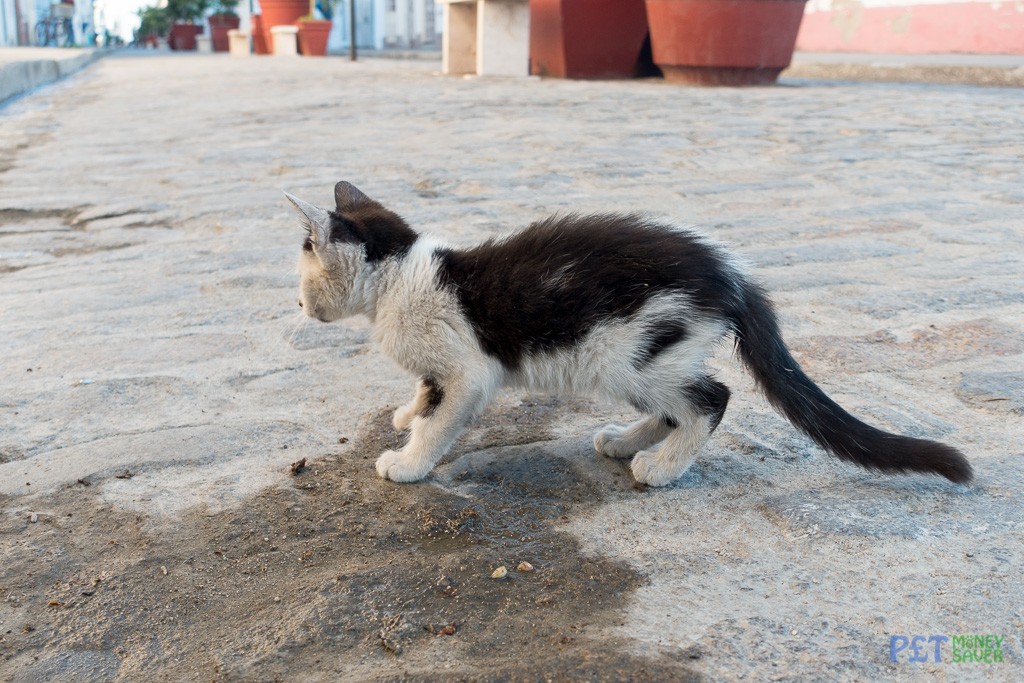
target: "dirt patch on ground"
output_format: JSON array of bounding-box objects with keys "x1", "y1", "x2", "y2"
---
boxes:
[{"x1": 0, "y1": 402, "x2": 699, "y2": 682}]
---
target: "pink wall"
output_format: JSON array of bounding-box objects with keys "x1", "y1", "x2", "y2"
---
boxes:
[{"x1": 796, "y1": 2, "x2": 1024, "y2": 54}]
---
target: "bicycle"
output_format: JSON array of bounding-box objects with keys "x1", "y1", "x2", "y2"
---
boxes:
[{"x1": 35, "y1": 4, "x2": 75, "y2": 47}]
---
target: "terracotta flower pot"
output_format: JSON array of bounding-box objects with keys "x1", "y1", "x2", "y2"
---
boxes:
[
  {"x1": 258, "y1": 0, "x2": 308, "y2": 54},
  {"x1": 252, "y1": 15, "x2": 271, "y2": 54},
  {"x1": 169, "y1": 23, "x2": 204, "y2": 51},
  {"x1": 297, "y1": 19, "x2": 332, "y2": 56},
  {"x1": 208, "y1": 14, "x2": 241, "y2": 52},
  {"x1": 645, "y1": 0, "x2": 808, "y2": 85},
  {"x1": 530, "y1": 0, "x2": 649, "y2": 79}
]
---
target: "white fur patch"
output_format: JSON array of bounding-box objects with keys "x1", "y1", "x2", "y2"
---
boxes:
[{"x1": 510, "y1": 293, "x2": 726, "y2": 408}]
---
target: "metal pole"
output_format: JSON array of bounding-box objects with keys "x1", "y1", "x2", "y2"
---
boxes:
[{"x1": 349, "y1": 0, "x2": 356, "y2": 61}]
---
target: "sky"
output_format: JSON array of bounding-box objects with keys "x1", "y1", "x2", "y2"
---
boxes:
[{"x1": 94, "y1": 0, "x2": 147, "y2": 40}]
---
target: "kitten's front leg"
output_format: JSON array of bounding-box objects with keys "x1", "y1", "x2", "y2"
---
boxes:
[{"x1": 376, "y1": 376, "x2": 493, "y2": 483}]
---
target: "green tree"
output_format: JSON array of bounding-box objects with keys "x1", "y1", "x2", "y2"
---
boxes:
[
  {"x1": 165, "y1": 0, "x2": 211, "y2": 23},
  {"x1": 137, "y1": 5, "x2": 171, "y2": 36}
]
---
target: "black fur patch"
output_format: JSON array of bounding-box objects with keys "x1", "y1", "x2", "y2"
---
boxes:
[
  {"x1": 435, "y1": 214, "x2": 739, "y2": 370},
  {"x1": 420, "y1": 377, "x2": 444, "y2": 418},
  {"x1": 685, "y1": 378, "x2": 731, "y2": 433},
  {"x1": 329, "y1": 204, "x2": 417, "y2": 264},
  {"x1": 635, "y1": 320, "x2": 689, "y2": 368}
]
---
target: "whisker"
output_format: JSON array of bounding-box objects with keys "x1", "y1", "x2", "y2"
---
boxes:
[
  {"x1": 286, "y1": 312, "x2": 306, "y2": 348},
  {"x1": 267, "y1": 310, "x2": 306, "y2": 356}
]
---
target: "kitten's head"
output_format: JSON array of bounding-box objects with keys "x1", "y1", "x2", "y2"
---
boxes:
[{"x1": 287, "y1": 181, "x2": 417, "y2": 322}]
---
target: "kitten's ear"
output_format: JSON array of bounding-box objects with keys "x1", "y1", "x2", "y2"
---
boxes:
[
  {"x1": 334, "y1": 181, "x2": 372, "y2": 211},
  {"x1": 284, "y1": 192, "x2": 331, "y2": 248}
]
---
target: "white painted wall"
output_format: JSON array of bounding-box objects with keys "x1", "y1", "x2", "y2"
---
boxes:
[
  {"x1": 75, "y1": 0, "x2": 94, "y2": 44},
  {"x1": 0, "y1": 0, "x2": 18, "y2": 45}
]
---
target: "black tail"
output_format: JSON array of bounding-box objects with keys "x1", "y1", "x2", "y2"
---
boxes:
[{"x1": 730, "y1": 283, "x2": 972, "y2": 484}]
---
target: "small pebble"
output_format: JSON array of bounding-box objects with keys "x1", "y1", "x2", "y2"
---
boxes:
[
  {"x1": 517, "y1": 561, "x2": 534, "y2": 572},
  {"x1": 29, "y1": 513, "x2": 38, "y2": 523},
  {"x1": 160, "y1": 566, "x2": 168, "y2": 576},
  {"x1": 491, "y1": 566, "x2": 507, "y2": 580}
]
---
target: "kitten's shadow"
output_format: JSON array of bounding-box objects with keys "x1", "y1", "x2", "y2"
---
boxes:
[
  {"x1": 434, "y1": 438, "x2": 635, "y2": 502},
  {"x1": 433, "y1": 436, "x2": 753, "y2": 501}
]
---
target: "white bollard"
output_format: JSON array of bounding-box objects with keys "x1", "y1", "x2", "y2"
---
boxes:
[
  {"x1": 439, "y1": 0, "x2": 530, "y2": 77},
  {"x1": 441, "y1": 0, "x2": 477, "y2": 76},
  {"x1": 228, "y1": 29, "x2": 249, "y2": 57},
  {"x1": 476, "y1": 0, "x2": 529, "y2": 76},
  {"x1": 270, "y1": 25, "x2": 299, "y2": 57}
]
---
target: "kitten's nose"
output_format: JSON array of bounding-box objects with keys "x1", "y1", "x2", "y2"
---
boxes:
[{"x1": 297, "y1": 299, "x2": 303, "y2": 308}]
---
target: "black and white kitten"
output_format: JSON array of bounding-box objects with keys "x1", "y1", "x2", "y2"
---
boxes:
[{"x1": 287, "y1": 181, "x2": 972, "y2": 487}]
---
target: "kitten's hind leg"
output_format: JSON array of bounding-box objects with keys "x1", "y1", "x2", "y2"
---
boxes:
[
  {"x1": 393, "y1": 377, "x2": 434, "y2": 431},
  {"x1": 377, "y1": 376, "x2": 495, "y2": 483},
  {"x1": 631, "y1": 378, "x2": 730, "y2": 487},
  {"x1": 594, "y1": 417, "x2": 673, "y2": 459}
]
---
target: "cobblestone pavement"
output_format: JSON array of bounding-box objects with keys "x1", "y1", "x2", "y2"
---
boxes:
[{"x1": 1, "y1": 53, "x2": 1022, "y2": 680}]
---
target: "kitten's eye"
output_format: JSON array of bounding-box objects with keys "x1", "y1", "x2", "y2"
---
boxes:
[{"x1": 298, "y1": 300, "x2": 303, "y2": 308}]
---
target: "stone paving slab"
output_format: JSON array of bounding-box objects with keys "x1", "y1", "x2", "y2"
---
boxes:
[{"x1": 0, "y1": 53, "x2": 1021, "y2": 680}]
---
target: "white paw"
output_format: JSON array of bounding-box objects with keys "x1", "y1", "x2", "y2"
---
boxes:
[
  {"x1": 631, "y1": 450, "x2": 683, "y2": 487},
  {"x1": 593, "y1": 425, "x2": 636, "y2": 459},
  {"x1": 375, "y1": 449, "x2": 430, "y2": 483},
  {"x1": 392, "y1": 404, "x2": 416, "y2": 431}
]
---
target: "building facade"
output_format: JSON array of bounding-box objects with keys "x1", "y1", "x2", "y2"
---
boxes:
[
  {"x1": 0, "y1": 0, "x2": 95, "y2": 46},
  {"x1": 327, "y1": 0, "x2": 441, "y2": 51}
]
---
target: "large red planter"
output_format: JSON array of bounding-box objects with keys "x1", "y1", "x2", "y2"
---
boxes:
[
  {"x1": 297, "y1": 20, "x2": 332, "y2": 56},
  {"x1": 208, "y1": 14, "x2": 241, "y2": 52},
  {"x1": 645, "y1": 0, "x2": 808, "y2": 85},
  {"x1": 259, "y1": 0, "x2": 308, "y2": 53},
  {"x1": 168, "y1": 23, "x2": 203, "y2": 51},
  {"x1": 530, "y1": 0, "x2": 649, "y2": 79},
  {"x1": 251, "y1": 15, "x2": 270, "y2": 54}
]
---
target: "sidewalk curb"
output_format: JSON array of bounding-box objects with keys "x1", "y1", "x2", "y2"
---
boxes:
[
  {"x1": 0, "y1": 49, "x2": 103, "y2": 107},
  {"x1": 785, "y1": 60, "x2": 1024, "y2": 88}
]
